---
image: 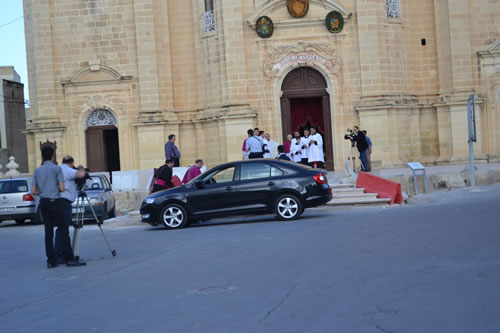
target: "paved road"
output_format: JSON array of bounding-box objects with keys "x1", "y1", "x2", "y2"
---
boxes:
[{"x1": 1, "y1": 184, "x2": 500, "y2": 333}]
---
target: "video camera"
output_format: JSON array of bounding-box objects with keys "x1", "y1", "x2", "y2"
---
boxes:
[
  {"x1": 74, "y1": 167, "x2": 91, "y2": 191},
  {"x1": 344, "y1": 128, "x2": 355, "y2": 141}
]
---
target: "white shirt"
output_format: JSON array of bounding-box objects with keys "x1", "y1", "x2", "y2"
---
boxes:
[
  {"x1": 262, "y1": 138, "x2": 271, "y2": 158},
  {"x1": 290, "y1": 139, "x2": 303, "y2": 163},
  {"x1": 301, "y1": 135, "x2": 310, "y2": 159},
  {"x1": 245, "y1": 136, "x2": 263, "y2": 153},
  {"x1": 60, "y1": 163, "x2": 78, "y2": 202}
]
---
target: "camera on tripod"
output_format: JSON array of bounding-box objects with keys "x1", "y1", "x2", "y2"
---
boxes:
[
  {"x1": 344, "y1": 128, "x2": 355, "y2": 141},
  {"x1": 74, "y1": 167, "x2": 91, "y2": 191}
]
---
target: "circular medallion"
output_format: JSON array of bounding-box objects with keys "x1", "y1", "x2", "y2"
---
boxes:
[
  {"x1": 256, "y1": 16, "x2": 274, "y2": 39},
  {"x1": 287, "y1": 0, "x2": 309, "y2": 18},
  {"x1": 325, "y1": 11, "x2": 344, "y2": 33}
]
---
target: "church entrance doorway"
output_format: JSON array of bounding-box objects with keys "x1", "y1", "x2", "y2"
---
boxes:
[
  {"x1": 280, "y1": 67, "x2": 334, "y2": 170},
  {"x1": 85, "y1": 110, "x2": 121, "y2": 173}
]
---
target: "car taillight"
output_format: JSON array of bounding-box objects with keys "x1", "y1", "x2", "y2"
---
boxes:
[
  {"x1": 314, "y1": 173, "x2": 327, "y2": 185},
  {"x1": 23, "y1": 194, "x2": 35, "y2": 201}
]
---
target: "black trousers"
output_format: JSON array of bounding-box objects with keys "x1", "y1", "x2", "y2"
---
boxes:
[
  {"x1": 172, "y1": 158, "x2": 180, "y2": 167},
  {"x1": 248, "y1": 152, "x2": 264, "y2": 159},
  {"x1": 55, "y1": 199, "x2": 74, "y2": 261},
  {"x1": 40, "y1": 198, "x2": 62, "y2": 263}
]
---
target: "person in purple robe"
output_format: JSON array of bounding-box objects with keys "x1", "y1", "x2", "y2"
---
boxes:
[{"x1": 182, "y1": 159, "x2": 204, "y2": 184}]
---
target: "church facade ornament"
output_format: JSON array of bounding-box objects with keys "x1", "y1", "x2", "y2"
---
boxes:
[
  {"x1": 87, "y1": 109, "x2": 117, "y2": 127},
  {"x1": 263, "y1": 41, "x2": 341, "y2": 77}
]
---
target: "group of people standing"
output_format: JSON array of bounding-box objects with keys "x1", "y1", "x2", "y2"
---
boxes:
[
  {"x1": 243, "y1": 127, "x2": 325, "y2": 169},
  {"x1": 154, "y1": 134, "x2": 204, "y2": 193},
  {"x1": 346, "y1": 126, "x2": 373, "y2": 172}
]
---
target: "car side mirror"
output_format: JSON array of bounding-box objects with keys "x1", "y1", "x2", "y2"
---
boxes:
[{"x1": 194, "y1": 181, "x2": 204, "y2": 189}]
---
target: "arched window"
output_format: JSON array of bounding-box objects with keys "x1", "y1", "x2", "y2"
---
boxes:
[
  {"x1": 386, "y1": 0, "x2": 400, "y2": 19},
  {"x1": 87, "y1": 109, "x2": 116, "y2": 127}
]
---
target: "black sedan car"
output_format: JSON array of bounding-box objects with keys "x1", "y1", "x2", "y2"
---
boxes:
[{"x1": 140, "y1": 159, "x2": 332, "y2": 229}]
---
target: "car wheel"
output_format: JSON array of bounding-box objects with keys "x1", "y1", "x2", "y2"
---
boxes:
[
  {"x1": 275, "y1": 194, "x2": 302, "y2": 220},
  {"x1": 160, "y1": 204, "x2": 188, "y2": 229},
  {"x1": 15, "y1": 219, "x2": 26, "y2": 225},
  {"x1": 108, "y1": 204, "x2": 116, "y2": 218}
]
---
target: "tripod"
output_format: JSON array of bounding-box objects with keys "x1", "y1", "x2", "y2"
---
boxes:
[
  {"x1": 72, "y1": 190, "x2": 117, "y2": 262},
  {"x1": 347, "y1": 140, "x2": 364, "y2": 173}
]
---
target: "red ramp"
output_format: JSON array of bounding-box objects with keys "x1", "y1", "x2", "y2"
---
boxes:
[{"x1": 356, "y1": 172, "x2": 403, "y2": 204}]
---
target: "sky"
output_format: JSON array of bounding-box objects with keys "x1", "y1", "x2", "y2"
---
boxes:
[{"x1": 0, "y1": 1, "x2": 29, "y2": 103}]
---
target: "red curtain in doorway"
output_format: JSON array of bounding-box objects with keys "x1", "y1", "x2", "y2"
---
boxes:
[{"x1": 290, "y1": 97, "x2": 324, "y2": 136}]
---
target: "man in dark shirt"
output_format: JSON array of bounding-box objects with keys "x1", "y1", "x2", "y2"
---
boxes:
[
  {"x1": 353, "y1": 126, "x2": 369, "y2": 171},
  {"x1": 32, "y1": 146, "x2": 65, "y2": 268},
  {"x1": 276, "y1": 145, "x2": 291, "y2": 161},
  {"x1": 153, "y1": 159, "x2": 175, "y2": 192},
  {"x1": 164, "y1": 134, "x2": 181, "y2": 167}
]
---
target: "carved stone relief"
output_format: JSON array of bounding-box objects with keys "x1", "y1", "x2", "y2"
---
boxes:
[{"x1": 263, "y1": 42, "x2": 341, "y2": 77}]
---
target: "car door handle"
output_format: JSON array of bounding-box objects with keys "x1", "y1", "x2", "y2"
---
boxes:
[
  {"x1": 226, "y1": 186, "x2": 234, "y2": 191},
  {"x1": 268, "y1": 182, "x2": 275, "y2": 186}
]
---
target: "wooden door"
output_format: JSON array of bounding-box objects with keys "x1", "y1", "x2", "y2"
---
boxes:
[
  {"x1": 86, "y1": 127, "x2": 105, "y2": 172},
  {"x1": 280, "y1": 67, "x2": 335, "y2": 170}
]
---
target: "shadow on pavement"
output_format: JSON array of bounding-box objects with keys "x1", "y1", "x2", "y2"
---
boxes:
[{"x1": 144, "y1": 213, "x2": 329, "y2": 231}]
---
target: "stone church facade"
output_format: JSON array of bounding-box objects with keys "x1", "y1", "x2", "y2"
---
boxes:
[{"x1": 23, "y1": 0, "x2": 500, "y2": 172}]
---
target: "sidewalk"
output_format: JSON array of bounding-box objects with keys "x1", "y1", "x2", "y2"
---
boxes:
[{"x1": 327, "y1": 162, "x2": 500, "y2": 196}]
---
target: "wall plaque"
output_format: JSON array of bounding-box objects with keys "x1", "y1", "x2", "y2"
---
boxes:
[
  {"x1": 325, "y1": 11, "x2": 344, "y2": 33},
  {"x1": 256, "y1": 16, "x2": 274, "y2": 39},
  {"x1": 287, "y1": 0, "x2": 309, "y2": 18}
]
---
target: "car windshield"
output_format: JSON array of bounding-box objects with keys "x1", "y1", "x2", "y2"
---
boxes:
[
  {"x1": 84, "y1": 176, "x2": 103, "y2": 190},
  {"x1": 0, "y1": 180, "x2": 28, "y2": 194}
]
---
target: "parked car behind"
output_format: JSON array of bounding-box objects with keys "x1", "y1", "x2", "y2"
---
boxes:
[
  {"x1": 140, "y1": 159, "x2": 332, "y2": 229},
  {"x1": 72, "y1": 174, "x2": 116, "y2": 224},
  {"x1": 0, "y1": 178, "x2": 41, "y2": 225}
]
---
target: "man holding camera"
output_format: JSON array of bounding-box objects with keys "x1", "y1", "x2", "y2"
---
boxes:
[
  {"x1": 57, "y1": 155, "x2": 87, "y2": 267},
  {"x1": 352, "y1": 126, "x2": 369, "y2": 171}
]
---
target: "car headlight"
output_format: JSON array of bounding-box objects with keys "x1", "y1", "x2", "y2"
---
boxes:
[
  {"x1": 89, "y1": 197, "x2": 102, "y2": 206},
  {"x1": 145, "y1": 198, "x2": 155, "y2": 204}
]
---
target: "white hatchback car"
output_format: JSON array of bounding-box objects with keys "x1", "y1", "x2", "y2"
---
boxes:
[{"x1": 0, "y1": 178, "x2": 41, "y2": 225}]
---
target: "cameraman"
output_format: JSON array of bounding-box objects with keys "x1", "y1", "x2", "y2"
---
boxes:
[
  {"x1": 56, "y1": 155, "x2": 87, "y2": 267},
  {"x1": 352, "y1": 126, "x2": 369, "y2": 171}
]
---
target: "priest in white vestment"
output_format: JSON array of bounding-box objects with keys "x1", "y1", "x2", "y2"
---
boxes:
[
  {"x1": 308, "y1": 127, "x2": 325, "y2": 169},
  {"x1": 265, "y1": 133, "x2": 279, "y2": 158}
]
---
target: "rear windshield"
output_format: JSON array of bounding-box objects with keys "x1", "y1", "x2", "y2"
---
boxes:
[
  {"x1": 85, "y1": 176, "x2": 103, "y2": 190},
  {"x1": 0, "y1": 180, "x2": 29, "y2": 194}
]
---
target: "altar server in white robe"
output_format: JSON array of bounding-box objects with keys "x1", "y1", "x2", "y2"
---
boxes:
[
  {"x1": 300, "y1": 128, "x2": 311, "y2": 165},
  {"x1": 290, "y1": 133, "x2": 303, "y2": 163},
  {"x1": 260, "y1": 131, "x2": 271, "y2": 158},
  {"x1": 308, "y1": 126, "x2": 325, "y2": 169}
]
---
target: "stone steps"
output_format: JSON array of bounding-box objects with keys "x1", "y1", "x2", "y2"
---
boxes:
[{"x1": 328, "y1": 184, "x2": 391, "y2": 206}]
